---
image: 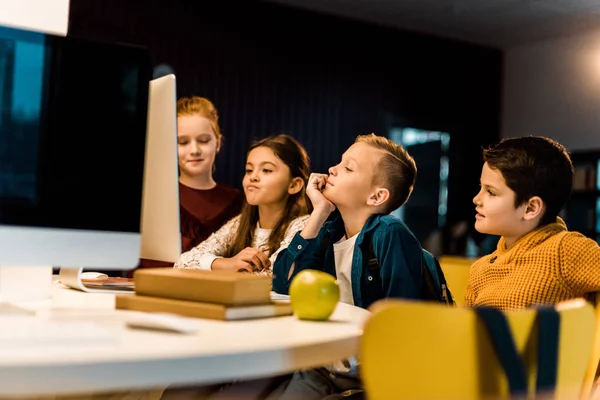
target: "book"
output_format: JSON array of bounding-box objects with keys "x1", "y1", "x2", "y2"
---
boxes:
[
  {"x1": 115, "y1": 294, "x2": 293, "y2": 321},
  {"x1": 133, "y1": 268, "x2": 271, "y2": 306}
]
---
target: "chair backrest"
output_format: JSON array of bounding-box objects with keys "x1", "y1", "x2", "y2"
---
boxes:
[
  {"x1": 438, "y1": 256, "x2": 473, "y2": 307},
  {"x1": 360, "y1": 298, "x2": 595, "y2": 400},
  {"x1": 582, "y1": 292, "x2": 600, "y2": 400}
]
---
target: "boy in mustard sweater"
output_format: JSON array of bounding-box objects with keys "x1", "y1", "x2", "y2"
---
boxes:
[{"x1": 465, "y1": 136, "x2": 600, "y2": 310}]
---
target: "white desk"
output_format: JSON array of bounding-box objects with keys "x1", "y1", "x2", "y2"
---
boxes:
[{"x1": 0, "y1": 283, "x2": 370, "y2": 398}]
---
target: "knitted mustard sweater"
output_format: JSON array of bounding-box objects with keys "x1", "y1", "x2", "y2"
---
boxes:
[{"x1": 465, "y1": 218, "x2": 600, "y2": 310}]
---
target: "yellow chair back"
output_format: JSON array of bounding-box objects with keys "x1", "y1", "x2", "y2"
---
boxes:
[
  {"x1": 582, "y1": 292, "x2": 600, "y2": 399},
  {"x1": 439, "y1": 256, "x2": 473, "y2": 306},
  {"x1": 360, "y1": 298, "x2": 595, "y2": 400}
]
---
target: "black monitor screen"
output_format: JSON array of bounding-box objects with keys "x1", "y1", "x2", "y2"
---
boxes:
[{"x1": 0, "y1": 26, "x2": 151, "y2": 233}]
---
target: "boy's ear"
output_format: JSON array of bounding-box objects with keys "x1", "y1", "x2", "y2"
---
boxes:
[
  {"x1": 367, "y1": 188, "x2": 390, "y2": 207},
  {"x1": 522, "y1": 196, "x2": 545, "y2": 221},
  {"x1": 288, "y1": 177, "x2": 304, "y2": 195}
]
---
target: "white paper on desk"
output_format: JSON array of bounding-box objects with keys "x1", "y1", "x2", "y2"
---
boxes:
[{"x1": 0, "y1": 316, "x2": 117, "y2": 347}]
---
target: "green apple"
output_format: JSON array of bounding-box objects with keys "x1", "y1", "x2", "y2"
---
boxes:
[{"x1": 290, "y1": 269, "x2": 340, "y2": 321}]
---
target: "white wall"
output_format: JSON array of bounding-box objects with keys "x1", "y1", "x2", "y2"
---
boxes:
[
  {"x1": 0, "y1": 0, "x2": 69, "y2": 35},
  {"x1": 503, "y1": 28, "x2": 600, "y2": 151}
]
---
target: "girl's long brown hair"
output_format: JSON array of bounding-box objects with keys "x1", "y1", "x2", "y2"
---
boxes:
[{"x1": 226, "y1": 134, "x2": 311, "y2": 258}]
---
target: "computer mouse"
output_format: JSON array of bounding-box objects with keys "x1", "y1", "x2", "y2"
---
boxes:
[{"x1": 80, "y1": 271, "x2": 109, "y2": 280}]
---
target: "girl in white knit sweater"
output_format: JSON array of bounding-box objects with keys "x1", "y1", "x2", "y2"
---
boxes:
[{"x1": 175, "y1": 134, "x2": 311, "y2": 276}]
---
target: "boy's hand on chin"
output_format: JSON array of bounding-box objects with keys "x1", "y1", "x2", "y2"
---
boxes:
[{"x1": 307, "y1": 173, "x2": 336, "y2": 214}]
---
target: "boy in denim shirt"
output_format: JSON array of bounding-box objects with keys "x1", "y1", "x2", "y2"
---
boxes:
[
  {"x1": 267, "y1": 133, "x2": 423, "y2": 400},
  {"x1": 273, "y1": 133, "x2": 423, "y2": 309}
]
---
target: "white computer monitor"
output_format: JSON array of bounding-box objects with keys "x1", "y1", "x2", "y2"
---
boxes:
[
  {"x1": 139, "y1": 74, "x2": 181, "y2": 263},
  {"x1": 0, "y1": 24, "x2": 151, "y2": 269},
  {"x1": 58, "y1": 75, "x2": 181, "y2": 294}
]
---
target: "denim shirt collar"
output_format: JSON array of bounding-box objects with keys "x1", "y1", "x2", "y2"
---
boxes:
[{"x1": 324, "y1": 214, "x2": 381, "y2": 247}]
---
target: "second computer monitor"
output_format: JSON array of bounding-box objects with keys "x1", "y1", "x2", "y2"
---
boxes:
[{"x1": 139, "y1": 74, "x2": 181, "y2": 263}]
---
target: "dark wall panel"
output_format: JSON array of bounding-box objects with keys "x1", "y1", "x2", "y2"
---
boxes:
[{"x1": 68, "y1": 0, "x2": 502, "y2": 245}]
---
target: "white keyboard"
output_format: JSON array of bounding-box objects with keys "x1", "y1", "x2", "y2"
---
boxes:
[{"x1": 0, "y1": 318, "x2": 116, "y2": 346}]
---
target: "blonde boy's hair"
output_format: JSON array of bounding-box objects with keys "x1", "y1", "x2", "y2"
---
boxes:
[{"x1": 355, "y1": 133, "x2": 417, "y2": 213}]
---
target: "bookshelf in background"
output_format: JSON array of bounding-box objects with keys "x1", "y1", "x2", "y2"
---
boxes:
[{"x1": 564, "y1": 151, "x2": 600, "y2": 243}]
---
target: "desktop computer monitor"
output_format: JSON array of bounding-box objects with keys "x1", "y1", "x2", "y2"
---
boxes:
[
  {"x1": 58, "y1": 74, "x2": 181, "y2": 291},
  {"x1": 0, "y1": 25, "x2": 152, "y2": 269},
  {"x1": 140, "y1": 74, "x2": 181, "y2": 263}
]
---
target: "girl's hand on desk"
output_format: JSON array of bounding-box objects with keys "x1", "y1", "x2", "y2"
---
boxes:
[
  {"x1": 212, "y1": 248, "x2": 270, "y2": 273},
  {"x1": 234, "y1": 247, "x2": 271, "y2": 272}
]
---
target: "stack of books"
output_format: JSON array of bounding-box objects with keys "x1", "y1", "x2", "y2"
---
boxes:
[{"x1": 115, "y1": 268, "x2": 292, "y2": 321}]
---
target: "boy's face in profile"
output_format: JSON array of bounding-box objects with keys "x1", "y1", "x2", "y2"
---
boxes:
[
  {"x1": 473, "y1": 162, "x2": 528, "y2": 238},
  {"x1": 323, "y1": 142, "x2": 382, "y2": 209}
]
